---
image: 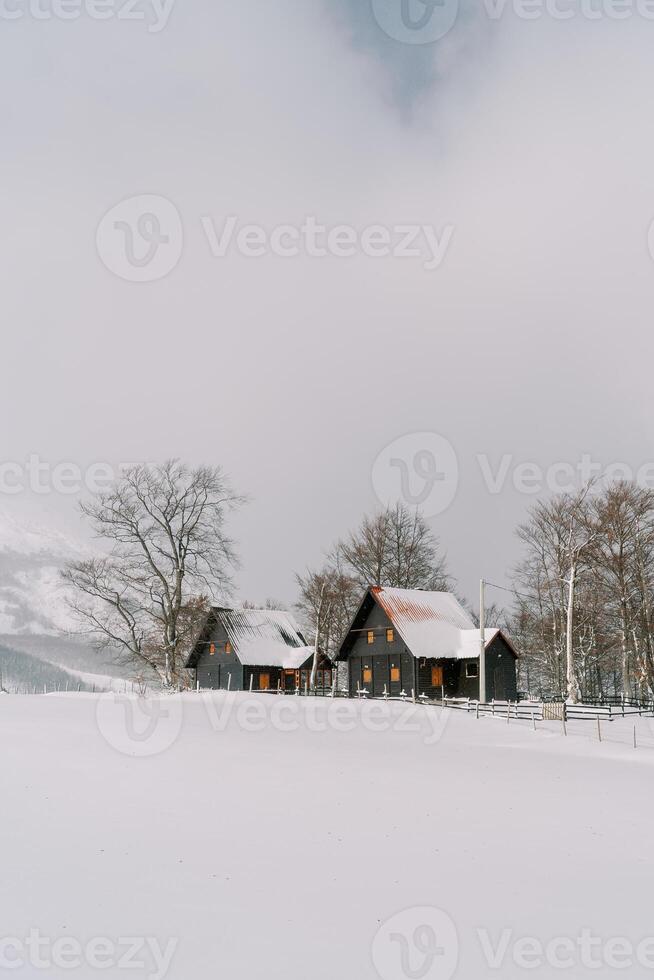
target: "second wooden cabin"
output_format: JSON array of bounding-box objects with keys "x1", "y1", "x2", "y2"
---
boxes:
[{"x1": 336, "y1": 586, "x2": 518, "y2": 701}]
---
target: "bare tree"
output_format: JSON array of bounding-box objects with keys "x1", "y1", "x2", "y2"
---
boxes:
[
  {"x1": 63, "y1": 460, "x2": 243, "y2": 689},
  {"x1": 335, "y1": 503, "x2": 452, "y2": 592},
  {"x1": 516, "y1": 486, "x2": 597, "y2": 703},
  {"x1": 295, "y1": 566, "x2": 361, "y2": 667}
]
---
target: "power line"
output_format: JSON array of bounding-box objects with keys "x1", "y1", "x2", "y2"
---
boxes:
[{"x1": 484, "y1": 580, "x2": 541, "y2": 603}]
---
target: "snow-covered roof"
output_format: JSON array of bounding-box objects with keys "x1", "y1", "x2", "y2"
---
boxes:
[
  {"x1": 368, "y1": 587, "x2": 509, "y2": 661},
  {"x1": 184, "y1": 607, "x2": 314, "y2": 670},
  {"x1": 221, "y1": 608, "x2": 313, "y2": 669}
]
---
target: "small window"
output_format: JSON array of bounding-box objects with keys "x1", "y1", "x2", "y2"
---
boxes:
[
  {"x1": 466, "y1": 662, "x2": 479, "y2": 678},
  {"x1": 324, "y1": 670, "x2": 332, "y2": 688},
  {"x1": 259, "y1": 672, "x2": 270, "y2": 691},
  {"x1": 431, "y1": 666, "x2": 443, "y2": 687},
  {"x1": 209, "y1": 643, "x2": 216, "y2": 656},
  {"x1": 367, "y1": 630, "x2": 375, "y2": 645},
  {"x1": 386, "y1": 628, "x2": 394, "y2": 643},
  {"x1": 362, "y1": 667, "x2": 372, "y2": 685},
  {"x1": 390, "y1": 666, "x2": 400, "y2": 683},
  {"x1": 225, "y1": 641, "x2": 232, "y2": 655}
]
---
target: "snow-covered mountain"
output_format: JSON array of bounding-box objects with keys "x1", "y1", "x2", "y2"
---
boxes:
[
  {"x1": 0, "y1": 510, "x2": 87, "y2": 635},
  {"x1": 0, "y1": 510, "x2": 133, "y2": 689}
]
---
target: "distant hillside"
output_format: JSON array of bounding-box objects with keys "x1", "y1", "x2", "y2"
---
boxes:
[
  {"x1": 0, "y1": 510, "x2": 161, "y2": 690},
  {"x1": 0, "y1": 643, "x2": 97, "y2": 694}
]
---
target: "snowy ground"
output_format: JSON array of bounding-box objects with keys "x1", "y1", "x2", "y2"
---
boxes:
[{"x1": 3, "y1": 693, "x2": 654, "y2": 979}]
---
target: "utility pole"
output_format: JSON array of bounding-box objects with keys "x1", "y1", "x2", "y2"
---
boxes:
[{"x1": 479, "y1": 578, "x2": 487, "y2": 703}]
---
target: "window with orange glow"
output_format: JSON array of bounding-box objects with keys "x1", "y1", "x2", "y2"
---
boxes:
[
  {"x1": 367, "y1": 630, "x2": 374, "y2": 644},
  {"x1": 390, "y1": 666, "x2": 400, "y2": 683},
  {"x1": 386, "y1": 629, "x2": 394, "y2": 642},
  {"x1": 362, "y1": 667, "x2": 372, "y2": 685}
]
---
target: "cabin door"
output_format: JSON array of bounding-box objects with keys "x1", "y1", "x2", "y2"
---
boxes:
[
  {"x1": 389, "y1": 660, "x2": 402, "y2": 696},
  {"x1": 493, "y1": 666, "x2": 506, "y2": 701},
  {"x1": 373, "y1": 655, "x2": 388, "y2": 697}
]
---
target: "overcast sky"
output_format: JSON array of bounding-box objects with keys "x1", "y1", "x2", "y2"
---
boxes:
[{"x1": 1, "y1": 0, "x2": 654, "y2": 610}]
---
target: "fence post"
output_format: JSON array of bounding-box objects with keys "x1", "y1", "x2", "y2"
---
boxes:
[
  {"x1": 506, "y1": 702, "x2": 511, "y2": 725},
  {"x1": 532, "y1": 711, "x2": 536, "y2": 731},
  {"x1": 411, "y1": 688, "x2": 416, "y2": 704},
  {"x1": 562, "y1": 710, "x2": 567, "y2": 737},
  {"x1": 249, "y1": 674, "x2": 254, "y2": 693},
  {"x1": 596, "y1": 715, "x2": 602, "y2": 743},
  {"x1": 475, "y1": 701, "x2": 480, "y2": 720}
]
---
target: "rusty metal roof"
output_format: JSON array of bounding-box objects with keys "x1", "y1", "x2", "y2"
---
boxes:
[{"x1": 371, "y1": 587, "x2": 500, "y2": 661}]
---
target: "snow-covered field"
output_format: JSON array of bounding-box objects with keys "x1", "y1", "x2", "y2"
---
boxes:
[{"x1": 3, "y1": 693, "x2": 654, "y2": 979}]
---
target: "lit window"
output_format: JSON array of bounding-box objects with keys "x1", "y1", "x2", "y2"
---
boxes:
[
  {"x1": 367, "y1": 630, "x2": 375, "y2": 644},
  {"x1": 259, "y1": 673, "x2": 270, "y2": 691},
  {"x1": 431, "y1": 666, "x2": 443, "y2": 687},
  {"x1": 209, "y1": 643, "x2": 216, "y2": 656},
  {"x1": 225, "y1": 641, "x2": 232, "y2": 655},
  {"x1": 390, "y1": 666, "x2": 400, "y2": 683},
  {"x1": 466, "y1": 662, "x2": 479, "y2": 678},
  {"x1": 386, "y1": 628, "x2": 394, "y2": 643},
  {"x1": 362, "y1": 667, "x2": 372, "y2": 685},
  {"x1": 324, "y1": 670, "x2": 332, "y2": 687}
]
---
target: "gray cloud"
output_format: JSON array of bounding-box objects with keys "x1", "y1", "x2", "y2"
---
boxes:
[{"x1": 0, "y1": 2, "x2": 653, "y2": 612}]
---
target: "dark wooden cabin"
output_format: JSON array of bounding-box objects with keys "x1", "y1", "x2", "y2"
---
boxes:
[
  {"x1": 336, "y1": 586, "x2": 518, "y2": 702},
  {"x1": 185, "y1": 606, "x2": 333, "y2": 693}
]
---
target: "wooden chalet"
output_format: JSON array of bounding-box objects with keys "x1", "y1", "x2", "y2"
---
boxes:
[
  {"x1": 185, "y1": 606, "x2": 333, "y2": 693},
  {"x1": 336, "y1": 586, "x2": 518, "y2": 701}
]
